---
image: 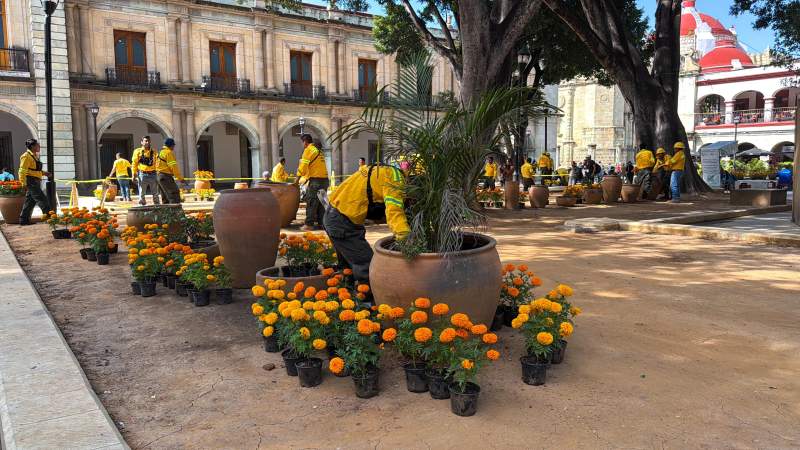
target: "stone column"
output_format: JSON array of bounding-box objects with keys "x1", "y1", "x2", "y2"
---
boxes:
[
  {"x1": 265, "y1": 29, "x2": 275, "y2": 90},
  {"x1": 185, "y1": 109, "x2": 197, "y2": 174},
  {"x1": 327, "y1": 40, "x2": 337, "y2": 94},
  {"x1": 84, "y1": 105, "x2": 98, "y2": 179},
  {"x1": 78, "y1": 4, "x2": 93, "y2": 77},
  {"x1": 167, "y1": 18, "x2": 181, "y2": 82},
  {"x1": 259, "y1": 113, "x2": 271, "y2": 173},
  {"x1": 171, "y1": 109, "x2": 186, "y2": 174},
  {"x1": 65, "y1": 4, "x2": 79, "y2": 75},
  {"x1": 335, "y1": 117, "x2": 344, "y2": 176},
  {"x1": 71, "y1": 105, "x2": 88, "y2": 179},
  {"x1": 180, "y1": 18, "x2": 192, "y2": 85},
  {"x1": 269, "y1": 112, "x2": 280, "y2": 168},
  {"x1": 725, "y1": 101, "x2": 735, "y2": 125},
  {"x1": 338, "y1": 41, "x2": 346, "y2": 95},
  {"x1": 764, "y1": 97, "x2": 775, "y2": 123},
  {"x1": 253, "y1": 29, "x2": 265, "y2": 90}
]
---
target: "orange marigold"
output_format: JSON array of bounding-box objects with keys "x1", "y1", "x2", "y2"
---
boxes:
[
  {"x1": 390, "y1": 307, "x2": 405, "y2": 319},
  {"x1": 303, "y1": 286, "x2": 317, "y2": 298},
  {"x1": 339, "y1": 310, "x2": 356, "y2": 321},
  {"x1": 470, "y1": 324, "x2": 488, "y2": 335},
  {"x1": 461, "y1": 359, "x2": 475, "y2": 370},
  {"x1": 507, "y1": 287, "x2": 520, "y2": 298},
  {"x1": 382, "y1": 328, "x2": 397, "y2": 342},
  {"x1": 329, "y1": 357, "x2": 344, "y2": 374},
  {"x1": 455, "y1": 329, "x2": 469, "y2": 339},
  {"x1": 413, "y1": 327, "x2": 433, "y2": 343},
  {"x1": 503, "y1": 263, "x2": 516, "y2": 272},
  {"x1": 293, "y1": 281, "x2": 305, "y2": 293},
  {"x1": 314, "y1": 290, "x2": 329, "y2": 301},
  {"x1": 326, "y1": 277, "x2": 339, "y2": 287},
  {"x1": 343, "y1": 268, "x2": 353, "y2": 276},
  {"x1": 322, "y1": 267, "x2": 335, "y2": 277},
  {"x1": 482, "y1": 333, "x2": 498, "y2": 344},
  {"x1": 413, "y1": 297, "x2": 431, "y2": 309},
  {"x1": 518, "y1": 264, "x2": 529, "y2": 272},
  {"x1": 531, "y1": 276, "x2": 543, "y2": 287},
  {"x1": 410, "y1": 310, "x2": 428, "y2": 324},
  {"x1": 357, "y1": 319, "x2": 374, "y2": 335},
  {"x1": 486, "y1": 349, "x2": 500, "y2": 361},
  {"x1": 512, "y1": 277, "x2": 524, "y2": 286},
  {"x1": 357, "y1": 284, "x2": 370, "y2": 293},
  {"x1": 439, "y1": 328, "x2": 456, "y2": 343},
  {"x1": 450, "y1": 313, "x2": 470, "y2": 328},
  {"x1": 431, "y1": 303, "x2": 449, "y2": 316}
]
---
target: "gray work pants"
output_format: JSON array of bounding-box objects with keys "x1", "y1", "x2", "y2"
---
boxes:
[
  {"x1": 138, "y1": 172, "x2": 160, "y2": 205},
  {"x1": 323, "y1": 207, "x2": 373, "y2": 284}
]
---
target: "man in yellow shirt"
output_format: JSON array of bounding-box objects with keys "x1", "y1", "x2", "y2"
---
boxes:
[
  {"x1": 324, "y1": 164, "x2": 409, "y2": 286},
  {"x1": 634, "y1": 145, "x2": 656, "y2": 199},
  {"x1": 131, "y1": 136, "x2": 160, "y2": 205},
  {"x1": 270, "y1": 158, "x2": 289, "y2": 182},
  {"x1": 107, "y1": 153, "x2": 132, "y2": 201},
  {"x1": 652, "y1": 148, "x2": 671, "y2": 201},
  {"x1": 18, "y1": 139, "x2": 51, "y2": 225},
  {"x1": 296, "y1": 134, "x2": 328, "y2": 230},
  {"x1": 482, "y1": 156, "x2": 497, "y2": 190},
  {"x1": 669, "y1": 142, "x2": 687, "y2": 203},
  {"x1": 156, "y1": 138, "x2": 183, "y2": 204},
  {"x1": 521, "y1": 158, "x2": 535, "y2": 191},
  {"x1": 538, "y1": 152, "x2": 553, "y2": 185}
]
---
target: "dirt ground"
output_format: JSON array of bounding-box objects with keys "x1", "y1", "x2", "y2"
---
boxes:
[{"x1": 3, "y1": 195, "x2": 800, "y2": 449}]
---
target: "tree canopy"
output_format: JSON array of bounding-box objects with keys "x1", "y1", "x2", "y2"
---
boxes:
[{"x1": 730, "y1": 0, "x2": 800, "y2": 61}]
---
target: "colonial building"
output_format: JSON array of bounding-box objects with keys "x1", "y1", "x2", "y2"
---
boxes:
[{"x1": 0, "y1": 0, "x2": 460, "y2": 187}]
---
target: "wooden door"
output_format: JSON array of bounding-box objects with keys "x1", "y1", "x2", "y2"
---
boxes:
[
  {"x1": 98, "y1": 135, "x2": 132, "y2": 177},
  {"x1": 0, "y1": 132, "x2": 12, "y2": 172},
  {"x1": 197, "y1": 138, "x2": 214, "y2": 172},
  {"x1": 290, "y1": 51, "x2": 313, "y2": 97},
  {"x1": 210, "y1": 41, "x2": 236, "y2": 90},
  {"x1": 358, "y1": 59, "x2": 377, "y2": 100},
  {"x1": 114, "y1": 30, "x2": 147, "y2": 84}
]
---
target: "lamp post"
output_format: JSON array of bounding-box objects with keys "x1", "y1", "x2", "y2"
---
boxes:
[
  {"x1": 515, "y1": 49, "x2": 531, "y2": 181},
  {"x1": 88, "y1": 103, "x2": 100, "y2": 176},
  {"x1": 42, "y1": 0, "x2": 60, "y2": 211},
  {"x1": 299, "y1": 116, "x2": 305, "y2": 135}
]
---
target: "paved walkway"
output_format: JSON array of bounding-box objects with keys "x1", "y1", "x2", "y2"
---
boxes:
[
  {"x1": 698, "y1": 212, "x2": 800, "y2": 236},
  {"x1": 0, "y1": 232, "x2": 127, "y2": 449}
]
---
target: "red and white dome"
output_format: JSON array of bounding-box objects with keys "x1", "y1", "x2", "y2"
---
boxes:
[
  {"x1": 680, "y1": 1, "x2": 733, "y2": 38},
  {"x1": 699, "y1": 38, "x2": 756, "y2": 73}
]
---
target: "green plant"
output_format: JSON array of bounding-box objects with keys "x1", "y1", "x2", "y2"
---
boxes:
[
  {"x1": 512, "y1": 284, "x2": 579, "y2": 360},
  {"x1": 211, "y1": 256, "x2": 232, "y2": 289},
  {"x1": 183, "y1": 211, "x2": 214, "y2": 242},
  {"x1": 335, "y1": 313, "x2": 383, "y2": 378},
  {"x1": 178, "y1": 253, "x2": 215, "y2": 290},
  {"x1": 500, "y1": 263, "x2": 542, "y2": 308},
  {"x1": 278, "y1": 232, "x2": 337, "y2": 270}
]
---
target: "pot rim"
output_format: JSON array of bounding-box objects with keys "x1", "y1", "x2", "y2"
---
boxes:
[
  {"x1": 374, "y1": 232, "x2": 497, "y2": 260},
  {"x1": 256, "y1": 265, "x2": 330, "y2": 280},
  {"x1": 220, "y1": 188, "x2": 270, "y2": 195}
]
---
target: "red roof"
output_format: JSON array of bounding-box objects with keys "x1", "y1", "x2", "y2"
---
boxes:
[
  {"x1": 681, "y1": 4, "x2": 733, "y2": 37},
  {"x1": 699, "y1": 41, "x2": 756, "y2": 73}
]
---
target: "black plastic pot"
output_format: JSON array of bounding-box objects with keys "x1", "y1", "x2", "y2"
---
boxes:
[
  {"x1": 502, "y1": 305, "x2": 516, "y2": 327},
  {"x1": 86, "y1": 248, "x2": 97, "y2": 261},
  {"x1": 215, "y1": 288, "x2": 233, "y2": 304},
  {"x1": 426, "y1": 368, "x2": 451, "y2": 400},
  {"x1": 449, "y1": 382, "x2": 481, "y2": 417},
  {"x1": 96, "y1": 252, "x2": 110, "y2": 265},
  {"x1": 551, "y1": 340, "x2": 568, "y2": 365},
  {"x1": 161, "y1": 274, "x2": 170, "y2": 287},
  {"x1": 176, "y1": 282, "x2": 190, "y2": 297},
  {"x1": 140, "y1": 280, "x2": 157, "y2": 298},
  {"x1": 79, "y1": 248, "x2": 89, "y2": 260},
  {"x1": 263, "y1": 335, "x2": 281, "y2": 353},
  {"x1": 353, "y1": 370, "x2": 380, "y2": 398},
  {"x1": 520, "y1": 355, "x2": 549, "y2": 386},
  {"x1": 282, "y1": 349, "x2": 305, "y2": 377},
  {"x1": 109, "y1": 244, "x2": 118, "y2": 254},
  {"x1": 166, "y1": 275, "x2": 177, "y2": 290},
  {"x1": 296, "y1": 358, "x2": 323, "y2": 387},
  {"x1": 131, "y1": 281, "x2": 141, "y2": 295},
  {"x1": 490, "y1": 306, "x2": 504, "y2": 331},
  {"x1": 52, "y1": 229, "x2": 71, "y2": 239},
  {"x1": 403, "y1": 362, "x2": 428, "y2": 393},
  {"x1": 190, "y1": 289, "x2": 210, "y2": 307}
]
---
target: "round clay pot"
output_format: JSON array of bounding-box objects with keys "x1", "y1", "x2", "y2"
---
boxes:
[
  {"x1": 528, "y1": 186, "x2": 549, "y2": 209},
  {"x1": 233, "y1": 182, "x2": 248, "y2": 190},
  {"x1": 125, "y1": 204, "x2": 184, "y2": 234},
  {"x1": 370, "y1": 232, "x2": 501, "y2": 327},
  {"x1": 214, "y1": 189, "x2": 281, "y2": 288},
  {"x1": 194, "y1": 180, "x2": 211, "y2": 191},
  {"x1": 621, "y1": 184, "x2": 641, "y2": 203},
  {"x1": 583, "y1": 189, "x2": 603, "y2": 205},
  {"x1": 0, "y1": 195, "x2": 25, "y2": 224},
  {"x1": 503, "y1": 181, "x2": 520, "y2": 210},
  {"x1": 255, "y1": 266, "x2": 330, "y2": 294},
  {"x1": 255, "y1": 181, "x2": 301, "y2": 227},
  {"x1": 601, "y1": 174, "x2": 622, "y2": 203},
  {"x1": 556, "y1": 196, "x2": 578, "y2": 207},
  {"x1": 96, "y1": 183, "x2": 117, "y2": 201}
]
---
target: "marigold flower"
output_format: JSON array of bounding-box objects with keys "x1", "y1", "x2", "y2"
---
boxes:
[
  {"x1": 262, "y1": 326, "x2": 274, "y2": 337},
  {"x1": 518, "y1": 305, "x2": 531, "y2": 315},
  {"x1": 559, "y1": 322, "x2": 574, "y2": 337},
  {"x1": 265, "y1": 312, "x2": 278, "y2": 325},
  {"x1": 357, "y1": 284, "x2": 370, "y2": 293},
  {"x1": 390, "y1": 307, "x2": 405, "y2": 319},
  {"x1": 516, "y1": 313, "x2": 529, "y2": 323},
  {"x1": 206, "y1": 274, "x2": 216, "y2": 281},
  {"x1": 482, "y1": 333, "x2": 498, "y2": 344},
  {"x1": 322, "y1": 267, "x2": 335, "y2": 277},
  {"x1": 557, "y1": 284, "x2": 574, "y2": 297},
  {"x1": 470, "y1": 324, "x2": 488, "y2": 335},
  {"x1": 536, "y1": 332, "x2": 554, "y2": 345},
  {"x1": 302, "y1": 301, "x2": 315, "y2": 310},
  {"x1": 450, "y1": 313, "x2": 470, "y2": 328},
  {"x1": 371, "y1": 321, "x2": 381, "y2": 333},
  {"x1": 313, "y1": 310, "x2": 328, "y2": 322},
  {"x1": 329, "y1": 357, "x2": 344, "y2": 374},
  {"x1": 251, "y1": 303, "x2": 264, "y2": 316},
  {"x1": 382, "y1": 328, "x2": 397, "y2": 342},
  {"x1": 312, "y1": 339, "x2": 327, "y2": 350},
  {"x1": 378, "y1": 304, "x2": 391, "y2": 314},
  {"x1": 304, "y1": 287, "x2": 317, "y2": 298},
  {"x1": 341, "y1": 299, "x2": 355, "y2": 310},
  {"x1": 357, "y1": 319, "x2": 374, "y2": 335},
  {"x1": 325, "y1": 301, "x2": 339, "y2": 312},
  {"x1": 252, "y1": 286, "x2": 266, "y2": 297},
  {"x1": 410, "y1": 310, "x2": 428, "y2": 324},
  {"x1": 548, "y1": 289, "x2": 559, "y2": 298},
  {"x1": 504, "y1": 263, "x2": 516, "y2": 272},
  {"x1": 507, "y1": 287, "x2": 520, "y2": 298},
  {"x1": 291, "y1": 308, "x2": 307, "y2": 322},
  {"x1": 461, "y1": 359, "x2": 475, "y2": 370},
  {"x1": 299, "y1": 327, "x2": 311, "y2": 339},
  {"x1": 287, "y1": 292, "x2": 297, "y2": 300},
  {"x1": 414, "y1": 327, "x2": 433, "y2": 342},
  {"x1": 293, "y1": 281, "x2": 305, "y2": 293},
  {"x1": 512, "y1": 277, "x2": 524, "y2": 286},
  {"x1": 431, "y1": 303, "x2": 449, "y2": 315},
  {"x1": 570, "y1": 306, "x2": 582, "y2": 316},
  {"x1": 518, "y1": 264, "x2": 529, "y2": 272},
  {"x1": 439, "y1": 328, "x2": 456, "y2": 343},
  {"x1": 511, "y1": 318, "x2": 523, "y2": 329},
  {"x1": 343, "y1": 268, "x2": 353, "y2": 276},
  {"x1": 550, "y1": 302, "x2": 563, "y2": 313},
  {"x1": 531, "y1": 277, "x2": 543, "y2": 287},
  {"x1": 326, "y1": 277, "x2": 339, "y2": 287},
  {"x1": 413, "y1": 297, "x2": 431, "y2": 309},
  {"x1": 486, "y1": 350, "x2": 500, "y2": 361},
  {"x1": 339, "y1": 310, "x2": 356, "y2": 321}
]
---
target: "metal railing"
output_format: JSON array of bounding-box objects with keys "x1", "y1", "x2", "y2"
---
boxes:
[
  {"x1": 201, "y1": 76, "x2": 251, "y2": 94},
  {"x1": 352, "y1": 88, "x2": 385, "y2": 103},
  {"x1": 0, "y1": 48, "x2": 30, "y2": 73},
  {"x1": 695, "y1": 108, "x2": 797, "y2": 126},
  {"x1": 284, "y1": 83, "x2": 326, "y2": 101},
  {"x1": 772, "y1": 107, "x2": 797, "y2": 122},
  {"x1": 106, "y1": 67, "x2": 161, "y2": 88},
  {"x1": 732, "y1": 109, "x2": 764, "y2": 124},
  {"x1": 695, "y1": 112, "x2": 725, "y2": 126}
]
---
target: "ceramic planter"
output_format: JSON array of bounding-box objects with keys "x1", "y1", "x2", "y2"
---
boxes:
[
  {"x1": 528, "y1": 186, "x2": 549, "y2": 208},
  {"x1": 255, "y1": 181, "x2": 301, "y2": 227},
  {"x1": 503, "y1": 180, "x2": 520, "y2": 210},
  {"x1": 621, "y1": 184, "x2": 641, "y2": 203},
  {"x1": 556, "y1": 196, "x2": 578, "y2": 207},
  {"x1": 0, "y1": 195, "x2": 25, "y2": 224},
  {"x1": 601, "y1": 174, "x2": 622, "y2": 203},
  {"x1": 583, "y1": 189, "x2": 603, "y2": 204},
  {"x1": 255, "y1": 266, "x2": 331, "y2": 294}
]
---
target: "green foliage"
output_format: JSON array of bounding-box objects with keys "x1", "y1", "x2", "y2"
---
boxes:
[
  {"x1": 393, "y1": 312, "x2": 426, "y2": 364},
  {"x1": 447, "y1": 336, "x2": 491, "y2": 392},
  {"x1": 212, "y1": 262, "x2": 232, "y2": 289},
  {"x1": 337, "y1": 324, "x2": 382, "y2": 377},
  {"x1": 373, "y1": 1, "x2": 426, "y2": 64},
  {"x1": 731, "y1": 0, "x2": 800, "y2": 61}
]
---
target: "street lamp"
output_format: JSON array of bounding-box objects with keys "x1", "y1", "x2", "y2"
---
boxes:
[
  {"x1": 514, "y1": 49, "x2": 531, "y2": 180},
  {"x1": 88, "y1": 103, "x2": 100, "y2": 176},
  {"x1": 299, "y1": 116, "x2": 305, "y2": 135},
  {"x1": 42, "y1": 0, "x2": 60, "y2": 211}
]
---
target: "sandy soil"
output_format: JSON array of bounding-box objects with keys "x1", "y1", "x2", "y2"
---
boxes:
[{"x1": 3, "y1": 196, "x2": 800, "y2": 449}]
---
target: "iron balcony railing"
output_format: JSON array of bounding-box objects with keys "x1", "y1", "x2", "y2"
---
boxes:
[
  {"x1": 106, "y1": 67, "x2": 161, "y2": 89},
  {"x1": 284, "y1": 83, "x2": 327, "y2": 101},
  {"x1": 772, "y1": 107, "x2": 796, "y2": 122},
  {"x1": 0, "y1": 48, "x2": 30, "y2": 73},
  {"x1": 695, "y1": 111, "x2": 726, "y2": 126},
  {"x1": 732, "y1": 108, "x2": 764, "y2": 124},
  {"x1": 695, "y1": 107, "x2": 796, "y2": 126},
  {"x1": 201, "y1": 76, "x2": 251, "y2": 94}
]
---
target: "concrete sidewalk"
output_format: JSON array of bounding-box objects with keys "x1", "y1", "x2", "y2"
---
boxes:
[{"x1": 0, "y1": 231, "x2": 127, "y2": 449}]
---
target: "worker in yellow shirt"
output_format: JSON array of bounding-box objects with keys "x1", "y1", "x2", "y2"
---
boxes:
[
  {"x1": 296, "y1": 134, "x2": 329, "y2": 230},
  {"x1": 652, "y1": 148, "x2": 671, "y2": 201},
  {"x1": 324, "y1": 164, "x2": 409, "y2": 286},
  {"x1": 520, "y1": 158, "x2": 535, "y2": 191},
  {"x1": 634, "y1": 145, "x2": 656, "y2": 199},
  {"x1": 18, "y1": 139, "x2": 51, "y2": 225},
  {"x1": 155, "y1": 138, "x2": 183, "y2": 204},
  {"x1": 668, "y1": 142, "x2": 687, "y2": 203},
  {"x1": 270, "y1": 158, "x2": 289, "y2": 183},
  {"x1": 107, "y1": 153, "x2": 132, "y2": 201},
  {"x1": 131, "y1": 136, "x2": 160, "y2": 205},
  {"x1": 538, "y1": 151, "x2": 553, "y2": 185},
  {"x1": 482, "y1": 156, "x2": 497, "y2": 190}
]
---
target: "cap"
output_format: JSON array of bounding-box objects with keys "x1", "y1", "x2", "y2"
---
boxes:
[
  {"x1": 656, "y1": 148, "x2": 666, "y2": 155},
  {"x1": 164, "y1": 138, "x2": 176, "y2": 148},
  {"x1": 674, "y1": 142, "x2": 686, "y2": 149}
]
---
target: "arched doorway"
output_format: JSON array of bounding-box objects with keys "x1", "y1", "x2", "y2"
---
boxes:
[
  {"x1": 772, "y1": 88, "x2": 799, "y2": 122},
  {"x1": 278, "y1": 119, "x2": 330, "y2": 176},
  {"x1": 733, "y1": 91, "x2": 765, "y2": 124},
  {"x1": 195, "y1": 117, "x2": 259, "y2": 186},
  {"x1": 97, "y1": 114, "x2": 170, "y2": 178},
  {"x1": 0, "y1": 107, "x2": 37, "y2": 176},
  {"x1": 771, "y1": 141, "x2": 795, "y2": 163},
  {"x1": 696, "y1": 94, "x2": 726, "y2": 125},
  {"x1": 737, "y1": 142, "x2": 756, "y2": 152}
]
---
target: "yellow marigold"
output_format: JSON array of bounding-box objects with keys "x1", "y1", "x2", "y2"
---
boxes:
[
  {"x1": 516, "y1": 313, "x2": 530, "y2": 323},
  {"x1": 461, "y1": 359, "x2": 475, "y2": 370},
  {"x1": 470, "y1": 324, "x2": 488, "y2": 335},
  {"x1": 339, "y1": 310, "x2": 356, "y2": 321},
  {"x1": 382, "y1": 328, "x2": 397, "y2": 342},
  {"x1": 299, "y1": 327, "x2": 311, "y2": 339},
  {"x1": 329, "y1": 357, "x2": 344, "y2": 374},
  {"x1": 251, "y1": 285, "x2": 266, "y2": 297},
  {"x1": 559, "y1": 322, "x2": 574, "y2": 337},
  {"x1": 482, "y1": 333, "x2": 498, "y2": 344},
  {"x1": 413, "y1": 297, "x2": 431, "y2": 309},
  {"x1": 378, "y1": 304, "x2": 391, "y2": 315},
  {"x1": 557, "y1": 284, "x2": 573, "y2": 297},
  {"x1": 450, "y1": 313, "x2": 471, "y2": 328},
  {"x1": 251, "y1": 303, "x2": 265, "y2": 316},
  {"x1": 550, "y1": 302, "x2": 563, "y2": 314},
  {"x1": 206, "y1": 274, "x2": 216, "y2": 281},
  {"x1": 545, "y1": 318, "x2": 554, "y2": 326},
  {"x1": 291, "y1": 308, "x2": 307, "y2": 322},
  {"x1": 439, "y1": 328, "x2": 457, "y2": 343},
  {"x1": 262, "y1": 326, "x2": 274, "y2": 337},
  {"x1": 276, "y1": 280, "x2": 286, "y2": 288},
  {"x1": 354, "y1": 310, "x2": 370, "y2": 321},
  {"x1": 313, "y1": 310, "x2": 328, "y2": 322},
  {"x1": 265, "y1": 312, "x2": 278, "y2": 325},
  {"x1": 390, "y1": 307, "x2": 405, "y2": 319},
  {"x1": 302, "y1": 301, "x2": 315, "y2": 310},
  {"x1": 431, "y1": 303, "x2": 449, "y2": 315},
  {"x1": 511, "y1": 318, "x2": 523, "y2": 329},
  {"x1": 533, "y1": 298, "x2": 551, "y2": 311},
  {"x1": 312, "y1": 339, "x2": 327, "y2": 350},
  {"x1": 570, "y1": 306, "x2": 582, "y2": 316},
  {"x1": 341, "y1": 299, "x2": 356, "y2": 310},
  {"x1": 258, "y1": 314, "x2": 269, "y2": 322},
  {"x1": 548, "y1": 289, "x2": 559, "y2": 298},
  {"x1": 414, "y1": 327, "x2": 433, "y2": 343},
  {"x1": 518, "y1": 305, "x2": 531, "y2": 315},
  {"x1": 357, "y1": 284, "x2": 370, "y2": 294},
  {"x1": 312, "y1": 300, "x2": 326, "y2": 311},
  {"x1": 410, "y1": 310, "x2": 428, "y2": 324},
  {"x1": 287, "y1": 292, "x2": 297, "y2": 300},
  {"x1": 536, "y1": 332, "x2": 554, "y2": 346},
  {"x1": 357, "y1": 319, "x2": 373, "y2": 335},
  {"x1": 486, "y1": 350, "x2": 500, "y2": 361},
  {"x1": 325, "y1": 301, "x2": 339, "y2": 312}
]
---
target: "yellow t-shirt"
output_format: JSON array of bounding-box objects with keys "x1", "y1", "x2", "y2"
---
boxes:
[
  {"x1": 521, "y1": 163, "x2": 534, "y2": 179},
  {"x1": 111, "y1": 158, "x2": 131, "y2": 178},
  {"x1": 484, "y1": 163, "x2": 497, "y2": 178},
  {"x1": 329, "y1": 165, "x2": 409, "y2": 238},
  {"x1": 297, "y1": 144, "x2": 328, "y2": 179},
  {"x1": 669, "y1": 150, "x2": 686, "y2": 171}
]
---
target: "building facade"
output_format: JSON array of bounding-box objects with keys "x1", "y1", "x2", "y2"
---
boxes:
[{"x1": 0, "y1": 0, "x2": 460, "y2": 186}]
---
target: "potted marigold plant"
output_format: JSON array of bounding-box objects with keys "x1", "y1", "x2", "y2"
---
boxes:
[
  {"x1": 0, "y1": 180, "x2": 26, "y2": 224},
  {"x1": 497, "y1": 263, "x2": 542, "y2": 329},
  {"x1": 276, "y1": 294, "x2": 331, "y2": 387},
  {"x1": 330, "y1": 311, "x2": 384, "y2": 398},
  {"x1": 250, "y1": 279, "x2": 290, "y2": 353},
  {"x1": 256, "y1": 232, "x2": 338, "y2": 292},
  {"x1": 557, "y1": 185, "x2": 582, "y2": 207},
  {"x1": 412, "y1": 301, "x2": 466, "y2": 400},
  {"x1": 90, "y1": 223, "x2": 116, "y2": 265},
  {"x1": 545, "y1": 284, "x2": 580, "y2": 364},
  {"x1": 444, "y1": 312, "x2": 500, "y2": 416},
  {"x1": 583, "y1": 182, "x2": 603, "y2": 204},
  {"x1": 211, "y1": 256, "x2": 233, "y2": 303},
  {"x1": 128, "y1": 247, "x2": 161, "y2": 297},
  {"x1": 46, "y1": 211, "x2": 71, "y2": 239},
  {"x1": 183, "y1": 211, "x2": 215, "y2": 248},
  {"x1": 387, "y1": 297, "x2": 434, "y2": 393},
  {"x1": 178, "y1": 253, "x2": 215, "y2": 306},
  {"x1": 193, "y1": 170, "x2": 214, "y2": 192}
]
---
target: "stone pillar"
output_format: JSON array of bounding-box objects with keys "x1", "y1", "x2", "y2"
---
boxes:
[
  {"x1": 334, "y1": 117, "x2": 344, "y2": 176},
  {"x1": 269, "y1": 112, "x2": 280, "y2": 168},
  {"x1": 65, "y1": 4, "x2": 79, "y2": 75},
  {"x1": 265, "y1": 29, "x2": 275, "y2": 90},
  {"x1": 254, "y1": 29, "x2": 265, "y2": 90},
  {"x1": 338, "y1": 41, "x2": 346, "y2": 95},
  {"x1": 764, "y1": 97, "x2": 775, "y2": 123},
  {"x1": 725, "y1": 101, "x2": 735, "y2": 125},
  {"x1": 167, "y1": 18, "x2": 181, "y2": 82},
  {"x1": 71, "y1": 105, "x2": 87, "y2": 180},
  {"x1": 84, "y1": 105, "x2": 98, "y2": 179},
  {"x1": 184, "y1": 109, "x2": 197, "y2": 174},
  {"x1": 327, "y1": 40, "x2": 337, "y2": 94},
  {"x1": 180, "y1": 18, "x2": 192, "y2": 85},
  {"x1": 171, "y1": 109, "x2": 186, "y2": 174},
  {"x1": 78, "y1": 4, "x2": 93, "y2": 77},
  {"x1": 259, "y1": 113, "x2": 271, "y2": 173}
]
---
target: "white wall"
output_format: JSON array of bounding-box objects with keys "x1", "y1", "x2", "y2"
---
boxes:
[
  {"x1": 0, "y1": 112, "x2": 35, "y2": 173},
  {"x1": 343, "y1": 131, "x2": 377, "y2": 175},
  {"x1": 280, "y1": 127, "x2": 325, "y2": 174},
  {"x1": 199, "y1": 121, "x2": 243, "y2": 179},
  {"x1": 102, "y1": 117, "x2": 165, "y2": 151}
]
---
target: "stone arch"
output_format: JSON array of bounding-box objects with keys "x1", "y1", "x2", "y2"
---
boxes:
[
  {"x1": 97, "y1": 109, "x2": 173, "y2": 139},
  {"x1": 278, "y1": 117, "x2": 330, "y2": 149},
  {"x1": 195, "y1": 114, "x2": 260, "y2": 149},
  {"x1": 0, "y1": 103, "x2": 39, "y2": 137}
]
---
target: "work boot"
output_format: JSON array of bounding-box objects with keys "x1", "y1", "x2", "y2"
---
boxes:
[{"x1": 300, "y1": 224, "x2": 315, "y2": 232}]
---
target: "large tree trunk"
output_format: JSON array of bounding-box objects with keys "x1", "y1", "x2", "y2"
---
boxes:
[{"x1": 793, "y1": 105, "x2": 799, "y2": 225}]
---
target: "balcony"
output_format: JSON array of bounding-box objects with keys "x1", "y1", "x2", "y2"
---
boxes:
[
  {"x1": 201, "y1": 76, "x2": 251, "y2": 94},
  {"x1": 732, "y1": 109, "x2": 764, "y2": 124},
  {"x1": 695, "y1": 108, "x2": 796, "y2": 127},
  {"x1": 695, "y1": 112, "x2": 726, "y2": 126},
  {"x1": 772, "y1": 107, "x2": 797, "y2": 122},
  {"x1": 352, "y1": 88, "x2": 388, "y2": 104},
  {"x1": 284, "y1": 83, "x2": 327, "y2": 101},
  {"x1": 106, "y1": 67, "x2": 161, "y2": 89},
  {"x1": 0, "y1": 48, "x2": 30, "y2": 74}
]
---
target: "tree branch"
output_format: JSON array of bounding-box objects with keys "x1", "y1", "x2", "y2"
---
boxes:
[
  {"x1": 400, "y1": 0, "x2": 461, "y2": 75},
  {"x1": 429, "y1": 1, "x2": 458, "y2": 59},
  {"x1": 486, "y1": 0, "x2": 544, "y2": 81}
]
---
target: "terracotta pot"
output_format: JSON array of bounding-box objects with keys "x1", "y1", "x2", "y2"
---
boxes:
[
  {"x1": 556, "y1": 196, "x2": 578, "y2": 207},
  {"x1": 234, "y1": 182, "x2": 248, "y2": 190},
  {"x1": 96, "y1": 183, "x2": 118, "y2": 201},
  {"x1": 503, "y1": 181, "x2": 519, "y2": 210},
  {"x1": 370, "y1": 232, "x2": 501, "y2": 326},
  {"x1": 255, "y1": 266, "x2": 330, "y2": 293},
  {"x1": 0, "y1": 195, "x2": 25, "y2": 224},
  {"x1": 255, "y1": 181, "x2": 301, "y2": 227},
  {"x1": 601, "y1": 174, "x2": 622, "y2": 203},
  {"x1": 621, "y1": 184, "x2": 641, "y2": 203},
  {"x1": 194, "y1": 180, "x2": 211, "y2": 191},
  {"x1": 583, "y1": 189, "x2": 603, "y2": 205},
  {"x1": 528, "y1": 186, "x2": 549, "y2": 209},
  {"x1": 213, "y1": 188, "x2": 281, "y2": 288},
  {"x1": 125, "y1": 204, "x2": 184, "y2": 234}
]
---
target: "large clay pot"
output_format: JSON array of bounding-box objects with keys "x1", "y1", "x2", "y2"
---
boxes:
[
  {"x1": 370, "y1": 233, "x2": 501, "y2": 326},
  {"x1": 194, "y1": 180, "x2": 211, "y2": 191},
  {"x1": 528, "y1": 186, "x2": 549, "y2": 209},
  {"x1": 256, "y1": 266, "x2": 330, "y2": 292},
  {"x1": 255, "y1": 181, "x2": 301, "y2": 227},
  {"x1": 125, "y1": 204, "x2": 184, "y2": 234},
  {"x1": 621, "y1": 184, "x2": 641, "y2": 203},
  {"x1": 213, "y1": 189, "x2": 281, "y2": 288},
  {"x1": 583, "y1": 189, "x2": 603, "y2": 205},
  {"x1": 556, "y1": 196, "x2": 578, "y2": 207},
  {"x1": 601, "y1": 174, "x2": 622, "y2": 203},
  {"x1": 96, "y1": 184, "x2": 118, "y2": 201},
  {"x1": 234, "y1": 182, "x2": 248, "y2": 190},
  {"x1": 503, "y1": 181, "x2": 520, "y2": 210},
  {"x1": 0, "y1": 195, "x2": 25, "y2": 224}
]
